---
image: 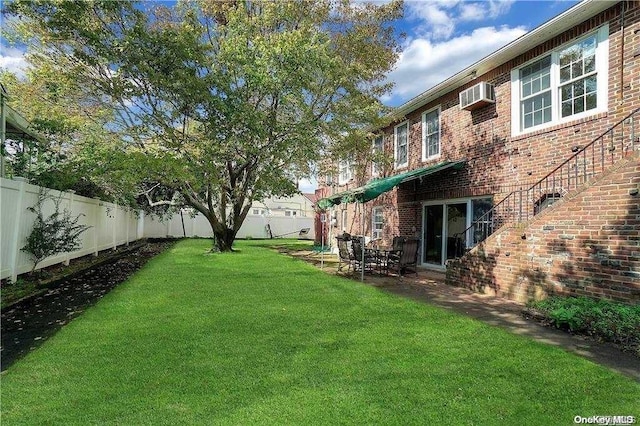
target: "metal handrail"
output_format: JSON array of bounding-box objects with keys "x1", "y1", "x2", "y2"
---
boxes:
[{"x1": 458, "y1": 106, "x2": 640, "y2": 249}]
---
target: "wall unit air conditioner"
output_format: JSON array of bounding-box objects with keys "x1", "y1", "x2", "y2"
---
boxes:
[{"x1": 459, "y1": 82, "x2": 495, "y2": 111}]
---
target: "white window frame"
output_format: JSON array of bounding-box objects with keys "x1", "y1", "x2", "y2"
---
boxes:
[
  {"x1": 371, "y1": 206, "x2": 384, "y2": 240},
  {"x1": 372, "y1": 135, "x2": 384, "y2": 177},
  {"x1": 422, "y1": 106, "x2": 441, "y2": 161},
  {"x1": 394, "y1": 121, "x2": 409, "y2": 169},
  {"x1": 338, "y1": 158, "x2": 355, "y2": 185},
  {"x1": 511, "y1": 25, "x2": 608, "y2": 137}
]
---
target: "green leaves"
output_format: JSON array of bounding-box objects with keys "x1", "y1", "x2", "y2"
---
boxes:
[
  {"x1": 21, "y1": 190, "x2": 91, "y2": 273},
  {"x1": 6, "y1": 0, "x2": 403, "y2": 250}
]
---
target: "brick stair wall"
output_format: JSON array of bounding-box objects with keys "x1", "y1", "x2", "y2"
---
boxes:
[{"x1": 446, "y1": 152, "x2": 640, "y2": 303}]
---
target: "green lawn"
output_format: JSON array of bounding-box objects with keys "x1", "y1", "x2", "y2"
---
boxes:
[{"x1": 2, "y1": 239, "x2": 638, "y2": 425}]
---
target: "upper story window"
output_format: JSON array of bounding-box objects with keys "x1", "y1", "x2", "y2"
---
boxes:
[
  {"x1": 371, "y1": 206, "x2": 384, "y2": 240},
  {"x1": 372, "y1": 135, "x2": 384, "y2": 176},
  {"x1": 511, "y1": 25, "x2": 608, "y2": 136},
  {"x1": 394, "y1": 121, "x2": 408, "y2": 169},
  {"x1": 338, "y1": 158, "x2": 355, "y2": 185},
  {"x1": 285, "y1": 210, "x2": 297, "y2": 217},
  {"x1": 422, "y1": 107, "x2": 440, "y2": 160},
  {"x1": 325, "y1": 173, "x2": 333, "y2": 186}
]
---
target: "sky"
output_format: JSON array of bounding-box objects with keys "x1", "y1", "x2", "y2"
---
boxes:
[{"x1": 0, "y1": 0, "x2": 580, "y2": 193}]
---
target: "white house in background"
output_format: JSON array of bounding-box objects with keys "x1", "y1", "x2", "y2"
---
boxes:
[{"x1": 248, "y1": 193, "x2": 316, "y2": 218}]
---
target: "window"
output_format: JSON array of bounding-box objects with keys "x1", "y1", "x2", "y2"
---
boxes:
[
  {"x1": 422, "y1": 107, "x2": 440, "y2": 160},
  {"x1": 394, "y1": 121, "x2": 408, "y2": 168},
  {"x1": 511, "y1": 26, "x2": 608, "y2": 135},
  {"x1": 326, "y1": 173, "x2": 333, "y2": 185},
  {"x1": 372, "y1": 135, "x2": 384, "y2": 176},
  {"x1": 338, "y1": 159, "x2": 354, "y2": 185},
  {"x1": 471, "y1": 198, "x2": 493, "y2": 246},
  {"x1": 285, "y1": 210, "x2": 297, "y2": 217},
  {"x1": 372, "y1": 206, "x2": 384, "y2": 239},
  {"x1": 520, "y1": 55, "x2": 552, "y2": 129},
  {"x1": 252, "y1": 208, "x2": 265, "y2": 215}
]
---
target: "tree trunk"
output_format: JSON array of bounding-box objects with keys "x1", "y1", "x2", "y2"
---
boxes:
[
  {"x1": 202, "y1": 213, "x2": 236, "y2": 252},
  {"x1": 213, "y1": 227, "x2": 236, "y2": 252}
]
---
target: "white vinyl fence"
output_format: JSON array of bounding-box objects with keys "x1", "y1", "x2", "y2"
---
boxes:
[
  {"x1": 1, "y1": 178, "x2": 314, "y2": 282},
  {"x1": 1, "y1": 177, "x2": 140, "y2": 282},
  {"x1": 142, "y1": 211, "x2": 314, "y2": 240}
]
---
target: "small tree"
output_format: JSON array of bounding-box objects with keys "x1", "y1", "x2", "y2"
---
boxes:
[{"x1": 21, "y1": 191, "x2": 91, "y2": 274}]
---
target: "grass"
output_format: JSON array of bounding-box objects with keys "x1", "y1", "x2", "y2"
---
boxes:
[{"x1": 2, "y1": 239, "x2": 639, "y2": 425}]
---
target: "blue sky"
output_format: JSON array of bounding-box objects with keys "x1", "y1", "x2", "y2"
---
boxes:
[
  {"x1": 0, "y1": 0, "x2": 580, "y2": 192},
  {"x1": 382, "y1": 0, "x2": 578, "y2": 107}
]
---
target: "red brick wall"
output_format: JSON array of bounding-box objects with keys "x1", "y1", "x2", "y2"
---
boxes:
[
  {"x1": 363, "y1": 2, "x2": 640, "y2": 242},
  {"x1": 447, "y1": 153, "x2": 640, "y2": 303},
  {"x1": 317, "y1": 3, "x2": 640, "y2": 303}
]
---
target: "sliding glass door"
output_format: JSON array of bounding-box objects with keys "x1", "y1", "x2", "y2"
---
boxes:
[
  {"x1": 423, "y1": 205, "x2": 443, "y2": 265},
  {"x1": 422, "y1": 199, "x2": 490, "y2": 268}
]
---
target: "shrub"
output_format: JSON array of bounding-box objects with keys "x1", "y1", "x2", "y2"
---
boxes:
[
  {"x1": 527, "y1": 296, "x2": 640, "y2": 354},
  {"x1": 21, "y1": 190, "x2": 91, "y2": 274}
]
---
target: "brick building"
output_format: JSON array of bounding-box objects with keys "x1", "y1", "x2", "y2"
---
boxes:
[{"x1": 316, "y1": 0, "x2": 640, "y2": 303}]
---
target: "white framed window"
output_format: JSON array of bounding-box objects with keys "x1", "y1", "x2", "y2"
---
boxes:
[
  {"x1": 285, "y1": 210, "x2": 297, "y2": 217},
  {"x1": 422, "y1": 107, "x2": 441, "y2": 161},
  {"x1": 252, "y1": 208, "x2": 265, "y2": 215},
  {"x1": 371, "y1": 206, "x2": 384, "y2": 239},
  {"x1": 372, "y1": 135, "x2": 384, "y2": 176},
  {"x1": 326, "y1": 173, "x2": 333, "y2": 185},
  {"x1": 394, "y1": 121, "x2": 409, "y2": 169},
  {"x1": 338, "y1": 159, "x2": 355, "y2": 185},
  {"x1": 511, "y1": 25, "x2": 608, "y2": 136}
]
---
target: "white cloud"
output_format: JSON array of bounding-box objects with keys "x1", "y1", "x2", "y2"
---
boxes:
[
  {"x1": 0, "y1": 45, "x2": 29, "y2": 79},
  {"x1": 406, "y1": 0, "x2": 515, "y2": 39},
  {"x1": 383, "y1": 25, "x2": 527, "y2": 105},
  {"x1": 298, "y1": 177, "x2": 318, "y2": 194}
]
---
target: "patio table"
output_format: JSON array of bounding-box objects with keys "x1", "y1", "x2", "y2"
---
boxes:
[{"x1": 366, "y1": 246, "x2": 399, "y2": 275}]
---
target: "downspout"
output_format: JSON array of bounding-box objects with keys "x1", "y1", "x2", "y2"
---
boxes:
[{"x1": 618, "y1": 0, "x2": 627, "y2": 104}]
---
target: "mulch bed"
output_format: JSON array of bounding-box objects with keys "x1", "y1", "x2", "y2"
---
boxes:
[{"x1": 1, "y1": 240, "x2": 175, "y2": 372}]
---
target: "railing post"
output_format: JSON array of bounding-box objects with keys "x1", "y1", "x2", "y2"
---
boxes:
[{"x1": 518, "y1": 190, "x2": 523, "y2": 223}]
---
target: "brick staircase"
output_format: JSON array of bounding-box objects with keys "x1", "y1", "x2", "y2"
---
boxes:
[{"x1": 447, "y1": 108, "x2": 640, "y2": 303}]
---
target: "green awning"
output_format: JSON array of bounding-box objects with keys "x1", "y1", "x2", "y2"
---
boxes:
[{"x1": 316, "y1": 160, "x2": 465, "y2": 210}]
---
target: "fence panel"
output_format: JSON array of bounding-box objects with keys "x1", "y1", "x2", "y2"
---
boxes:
[{"x1": 0, "y1": 178, "x2": 143, "y2": 281}]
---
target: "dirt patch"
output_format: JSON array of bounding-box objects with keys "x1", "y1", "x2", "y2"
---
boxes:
[{"x1": 1, "y1": 240, "x2": 175, "y2": 371}]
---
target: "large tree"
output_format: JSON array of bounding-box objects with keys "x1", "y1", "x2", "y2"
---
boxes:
[{"x1": 5, "y1": 0, "x2": 402, "y2": 251}]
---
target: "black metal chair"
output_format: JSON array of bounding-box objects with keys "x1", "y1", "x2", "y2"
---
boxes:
[
  {"x1": 388, "y1": 237, "x2": 419, "y2": 276},
  {"x1": 336, "y1": 234, "x2": 354, "y2": 273},
  {"x1": 351, "y1": 236, "x2": 377, "y2": 273}
]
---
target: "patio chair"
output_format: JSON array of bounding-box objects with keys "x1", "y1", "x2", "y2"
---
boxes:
[
  {"x1": 386, "y1": 236, "x2": 406, "y2": 267},
  {"x1": 351, "y1": 236, "x2": 377, "y2": 273},
  {"x1": 392, "y1": 236, "x2": 406, "y2": 251},
  {"x1": 388, "y1": 237, "x2": 419, "y2": 276},
  {"x1": 336, "y1": 235, "x2": 355, "y2": 273}
]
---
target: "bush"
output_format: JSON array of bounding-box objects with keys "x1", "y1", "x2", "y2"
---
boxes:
[
  {"x1": 527, "y1": 296, "x2": 640, "y2": 354},
  {"x1": 21, "y1": 190, "x2": 91, "y2": 274}
]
